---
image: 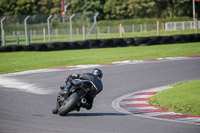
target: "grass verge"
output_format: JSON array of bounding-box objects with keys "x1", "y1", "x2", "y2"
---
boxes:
[
  {"x1": 149, "y1": 80, "x2": 200, "y2": 116},
  {"x1": 0, "y1": 42, "x2": 200, "y2": 74}
]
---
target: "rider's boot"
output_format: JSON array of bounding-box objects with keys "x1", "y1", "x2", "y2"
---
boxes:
[
  {"x1": 52, "y1": 97, "x2": 60, "y2": 114},
  {"x1": 81, "y1": 102, "x2": 92, "y2": 110},
  {"x1": 52, "y1": 107, "x2": 58, "y2": 114}
]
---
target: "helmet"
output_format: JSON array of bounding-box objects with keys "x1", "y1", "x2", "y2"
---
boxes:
[{"x1": 92, "y1": 68, "x2": 103, "y2": 79}]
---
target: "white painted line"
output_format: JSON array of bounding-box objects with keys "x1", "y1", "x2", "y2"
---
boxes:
[
  {"x1": 120, "y1": 101, "x2": 149, "y2": 104},
  {"x1": 145, "y1": 112, "x2": 179, "y2": 117},
  {"x1": 75, "y1": 64, "x2": 101, "y2": 68},
  {"x1": 0, "y1": 76, "x2": 52, "y2": 94},
  {"x1": 145, "y1": 86, "x2": 172, "y2": 92},
  {"x1": 128, "y1": 95, "x2": 154, "y2": 98},
  {"x1": 176, "y1": 117, "x2": 200, "y2": 122},
  {"x1": 125, "y1": 106, "x2": 157, "y2": 111},
  {"x1": 0, "y1": 69, "x2": 63, "y2": 77}
]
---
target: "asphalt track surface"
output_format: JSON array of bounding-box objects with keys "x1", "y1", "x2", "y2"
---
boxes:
[{"x1": 0, "y1": 58, "x2": 200, "y2": 133}]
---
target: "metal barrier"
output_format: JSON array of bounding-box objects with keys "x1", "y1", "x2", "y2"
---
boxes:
[{"x1": 0, "y1": 14, "x2": 198, "y2": 46}]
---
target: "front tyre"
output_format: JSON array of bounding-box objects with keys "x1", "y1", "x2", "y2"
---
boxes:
[{"x1": 58, "y1": 92, "x2": 80, "y2": 116}]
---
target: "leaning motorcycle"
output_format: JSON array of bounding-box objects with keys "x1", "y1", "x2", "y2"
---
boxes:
[{"x1": 56, "y1": 79, "x2": 95, "y2": 116}]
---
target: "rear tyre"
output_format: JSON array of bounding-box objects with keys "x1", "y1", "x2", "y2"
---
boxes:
[{"x1": 58, "y1": 92, "x2": 80, "y2": 116}]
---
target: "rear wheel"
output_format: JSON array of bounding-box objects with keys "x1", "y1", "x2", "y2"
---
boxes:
[{"x1": 58, "y1": 92, "x2": 80, "y2": 116}]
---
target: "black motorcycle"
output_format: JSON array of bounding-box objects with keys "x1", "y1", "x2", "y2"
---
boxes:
[{"x1": 56, "y1": 79, "x2": 96, "y2": 116}]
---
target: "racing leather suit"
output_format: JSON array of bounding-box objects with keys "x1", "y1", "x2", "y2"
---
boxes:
[{"x1": 57, "y1": 73, "x2": 103, "y2": 110}]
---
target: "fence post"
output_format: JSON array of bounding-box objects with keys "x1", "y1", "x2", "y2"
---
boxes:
[
  {"x1": 94, "y1": 13, "x2": 98, "y2": 39},
  {"x1": 196, "y1": 19, "x2": 198, "y2": 34},
  {"x1": 16, "y1": 31, "x2": 19, "y2": 45},
  {"x1": 144, "y1": 24, "x2": 147, "y2": 33},
  {"x1": 119, "y1": 24, "x2": 122, "y2": 38},
  {"x1": 107, "y1": 26, "x2": 110, "y2": 34},
  {"x1": 139, "y1": 24, "x2": 143, "y2": 32},
  {"x1": 182, "y1": 22, "x2": 185, "y2": 30},
  {"x1": 24, "y1": 16, "x2": 30, "y2": 45},
  {"x1": 43, "y1": 28, "x2": 46, "y2": 43},
  {"x1": 47, "y1": 15, "x2": 53, "y2": 43},
  {"x1": 33, "y1": 30, "x2": 36, "y2": 38},
  {"x1": 174, "y1": 22, "x2": 177, "y2": 31},
  {"x1": 157, "y1": 21, "x2": 160, "y2": 36},
  {"x1": 86, "y1": 13, "x2": 99, "y2": 39},
  {"x1": 98, "y1": 27, "x2": 100, "y2": 34},
  {"x1": 165, "y1": 23, "x2": 167, "y2": 31},
  {"x1": 1, "y1": 17, "x2": 6, "y2": 46},
  {"x1": 132, "y1": 24, "x2": 134, "y2": 33},
  {"x1": 70, "y1": 14, "x2": 75, "y2": 41},
  {"x1": 28, "y1": 31, "x2": 30, "y2": 44},
  {"x1": 82, "y1": 26, "x2": 85, "y2": 40}
]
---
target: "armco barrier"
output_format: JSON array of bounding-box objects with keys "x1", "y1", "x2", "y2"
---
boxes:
[{"x1": 0, "y1": 34, "x2": 200, "y2": 52}]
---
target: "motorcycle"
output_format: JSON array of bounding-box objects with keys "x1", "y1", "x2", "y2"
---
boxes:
[{"x1": 56, "y1": 79, "x2": 96, "y2": 116}]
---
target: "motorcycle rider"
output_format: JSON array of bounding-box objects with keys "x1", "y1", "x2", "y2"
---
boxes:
[{"x1": 52, "y1": 68, "x2": 103, "y2": 114}]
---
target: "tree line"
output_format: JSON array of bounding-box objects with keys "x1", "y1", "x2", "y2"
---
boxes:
[{"x1": 0, "y1": 0, "x2": 199, "y2": 20}]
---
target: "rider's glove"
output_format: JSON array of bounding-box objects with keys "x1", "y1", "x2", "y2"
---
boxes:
[{"x1": 60, "y1": 86, "x2": 64, "y2": 90}]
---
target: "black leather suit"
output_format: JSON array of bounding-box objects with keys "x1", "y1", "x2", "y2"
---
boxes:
[{"x1": 61, "y1": 73, "x2": 103, "y2": 110}]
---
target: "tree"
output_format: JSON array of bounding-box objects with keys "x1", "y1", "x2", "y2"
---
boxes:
[
  {"x1": 0, "y1": 0, "x2": 198, "y2": 20},
  {"x1": 38, "y1": 0, "x2": 61, "y2": 14},
  {"x1": 103, "y1": 0, "x2": 157, "y2": 19},
  {"x1": 70, "y1": 0, "x2": 105, "y2": 19},
  {"x1": 104, "y1": 0, "x2": 135, "y2": 19},
  {"x1": 155, "y1": 0, "x2": 192, "y2": 18}
]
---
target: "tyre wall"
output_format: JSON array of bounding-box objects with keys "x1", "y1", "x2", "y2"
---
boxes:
[{"x1": 1, "y1": 34, "x2": 200, "y2": 52}]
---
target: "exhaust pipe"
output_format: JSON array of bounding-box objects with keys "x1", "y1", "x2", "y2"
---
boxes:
[{"x1": 81, "y1": 98, "x2": 87, "y2": 104}]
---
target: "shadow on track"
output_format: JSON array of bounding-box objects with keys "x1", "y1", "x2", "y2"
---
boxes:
[{"x1": 67, "y1": 112, "x2": 129, "y2": 117}]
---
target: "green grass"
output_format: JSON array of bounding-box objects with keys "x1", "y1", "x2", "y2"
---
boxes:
[
  {"x1": 150, "y1": 80, "x2": 200, "y2": 116},
  {"x1": 0, "y1": 42, "x2": 200, "y2": 74}
]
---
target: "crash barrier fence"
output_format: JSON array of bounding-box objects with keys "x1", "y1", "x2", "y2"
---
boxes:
[
  {"x1": 0, "y1": 13, "x2": 98, "y2": 46},
  {"x1": 0, "y1": 13, "x2": 199, "y2": 46},
  {"x1": 165, "y1": 21, "x2": 200, "y2": 31},
  {"x1": 0, "y1": 33, "x2": 200, "y2": 52}
]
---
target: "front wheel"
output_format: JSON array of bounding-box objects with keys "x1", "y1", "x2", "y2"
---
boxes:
[{"x1": 58, "y1": 92, "x2": 80, "y2": 116}]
